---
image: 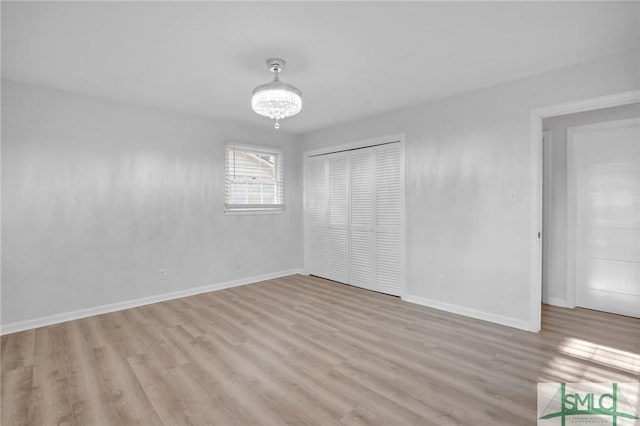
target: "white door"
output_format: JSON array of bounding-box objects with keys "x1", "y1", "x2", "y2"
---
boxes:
[
  {"x1": 306, "y1": 141, "x2": 404, "y2": 296},
  {"x1": 349, "y1": 149, "x2": 375, "y2": 291},
  {"x1": 327, "y1": 154, "x2": 349, "y2": 284},
  {"x1": 308, "y1": 156, "x2": 328, "y2": 278},
  {"x1": 571, "y1": 118, "x2": 640, "y2": 318},
  {"x1": 374, "y1": 145, "x2": 402, "y2": 296}
]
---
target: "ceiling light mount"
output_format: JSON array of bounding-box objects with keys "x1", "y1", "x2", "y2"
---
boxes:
[
  {"x1": 267, "y1": 58, "x2": 285, "y2": 73},
  {"x1": 251, "y1": 58, "x2": 302, "y2": 130}
]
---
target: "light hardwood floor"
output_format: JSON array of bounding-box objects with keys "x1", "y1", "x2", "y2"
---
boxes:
[{"x1": 2, "y1": 274, "x2": 639, "y2": 425}]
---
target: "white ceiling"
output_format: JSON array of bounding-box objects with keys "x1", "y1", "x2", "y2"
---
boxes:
[{"x1": 2, "y1": 2, "x2": 638, "y2": 134}]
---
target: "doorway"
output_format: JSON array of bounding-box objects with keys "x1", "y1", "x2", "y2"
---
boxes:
[{"x1": 533, "y1": 95, "x2": 640, "y2": 329}]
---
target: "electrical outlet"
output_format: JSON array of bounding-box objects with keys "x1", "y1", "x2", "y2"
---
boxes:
[
  {"x1": 438, "y1": 274, "x2": 445, "y2": 287},
  {"x1": 159, "y1": 269, "x2": 166, "y2": 280}
]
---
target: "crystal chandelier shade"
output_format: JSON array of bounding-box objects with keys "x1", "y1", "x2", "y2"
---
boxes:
[{"x1": 251, "y1": 59, "x2": 302, "y2": 129}]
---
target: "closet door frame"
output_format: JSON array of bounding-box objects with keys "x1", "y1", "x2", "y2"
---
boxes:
[{"x1": 303, "y1": 133, "x2": 406, "y2": 297}]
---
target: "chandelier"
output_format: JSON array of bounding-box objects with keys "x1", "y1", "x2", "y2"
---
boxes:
[{"x1": 251, "y1": 58, "x2": 302, "y2": 129}]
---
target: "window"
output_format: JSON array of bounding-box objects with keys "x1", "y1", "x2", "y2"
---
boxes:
[{"x1": 225, "y1": 142, "x2": 284, "y2": 212}]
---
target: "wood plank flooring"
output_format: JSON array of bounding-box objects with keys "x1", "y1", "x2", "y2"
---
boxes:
[{"x1": 2, "y1": 274, "x2": 639, "y2": 425}]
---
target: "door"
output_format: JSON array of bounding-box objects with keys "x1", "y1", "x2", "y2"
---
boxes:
[
  {"x1": 306, "y1": 141, "x2": 404, "y2": 296},
  {"x1": 374, "y1": 145, "x2": 402, "y2": 295},
  {"x1": 308, "y1": 156, "x2": 328, "y2": 278},
  {"x1": 308, "y1": 153, "x2": 350, "y2": 284},
  {"x1": 571, "y1": 118, "x2": 640, "y2": 317},
  {"x1": 349, "y1": 149, "x2": 375, "y2": 291},
  {"x1": 327, "y1": 154, "x2": 349, "y2": 284}
]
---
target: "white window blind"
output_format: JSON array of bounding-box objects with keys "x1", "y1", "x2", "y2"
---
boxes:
[{"x1": 225, "y1": 142, "x2": 284, "y2": 212}]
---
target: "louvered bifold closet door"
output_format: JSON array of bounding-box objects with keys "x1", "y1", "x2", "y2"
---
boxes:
[
  {"x1": 374, "y1": 145, "x2": 402, "y2": 295},
  {"x1": 349, "y1": 150, "x2": 375, "y2": 291},
  {"x1": 308, "y1": 157, "x2": 329, "y2": 278},
  {"x1": 307, "y1": 143, "x2": 402, "y2": 294},
  {"x1": 327, "y1": 154, "x2": 349, "y2": 284}
]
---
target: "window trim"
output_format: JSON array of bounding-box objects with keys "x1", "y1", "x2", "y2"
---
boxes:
[{"x1": 224, "y1": 141, "x2": 285, "y2": 214}]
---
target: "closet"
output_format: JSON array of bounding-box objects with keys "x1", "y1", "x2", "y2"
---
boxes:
[{"x1": 306, "y1": 141, "x2": 404, "y2": 296}]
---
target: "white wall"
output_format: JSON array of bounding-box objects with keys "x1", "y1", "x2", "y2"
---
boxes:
[
  {"x1": 301, "y1": 50, "x2": 639, "y2": 329},
  {"x1": 542, "y1": 103, "x2": 640, "y2": 306},
  {"x1": 3, "y1": 48, "x2": 638, "y2": 333},
  {"x1": 1, "y1": 80, "x2": 303, "y2": 328}
]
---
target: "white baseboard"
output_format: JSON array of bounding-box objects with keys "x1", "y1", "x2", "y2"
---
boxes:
[
  {"x1": 1, "y1": 268, "x2": 304, "y2": 335},
  {"x1": 402, "y1": 294, "x2": 532, "y2": 331},
  {"x1": 545, "y1": 297, "x2": 572, "y2": 309}
]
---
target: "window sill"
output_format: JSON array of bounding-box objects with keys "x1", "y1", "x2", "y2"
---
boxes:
[{"x1": 224, "y1": 208, "x2": 285, "y2": 216}]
